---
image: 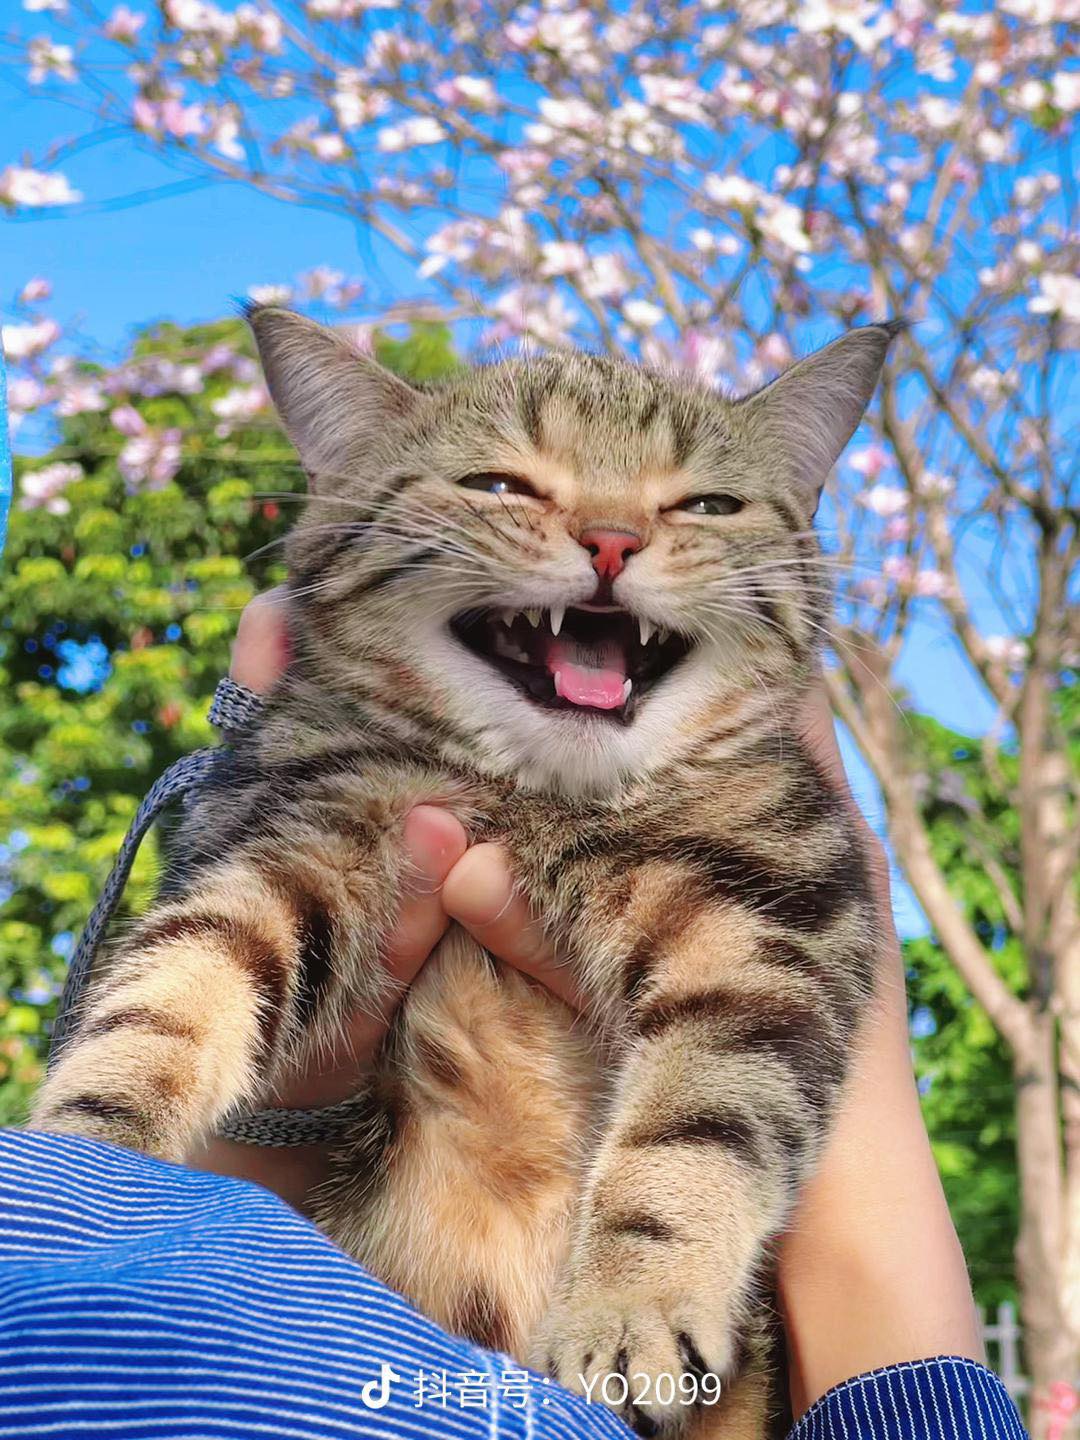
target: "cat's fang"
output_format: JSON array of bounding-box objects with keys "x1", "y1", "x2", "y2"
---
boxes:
[
  {"x1": 525, "y1": 609, "x2": 542, "y2": 628},
  {"x1": 638, "y1": 617, "x2": 654, "y2": 646},
  {"x1": 500, "y1": 610, "x2": 516, "y2": 628},
  {"x1": 549, "y1": 605, "x2": 565, "y2": 637},
  {"x1": 622, "y1": 678, "x2": 632, "y2": 703}
]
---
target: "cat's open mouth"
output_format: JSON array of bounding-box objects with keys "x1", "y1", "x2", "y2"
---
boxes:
[{"x1": 450, "y1": 606, "x2": 694, "y2": 721}]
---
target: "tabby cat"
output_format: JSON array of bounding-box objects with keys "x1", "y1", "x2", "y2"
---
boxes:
[{"x1": 32, "y1": 308, "x2": 899, "y2": 1438}]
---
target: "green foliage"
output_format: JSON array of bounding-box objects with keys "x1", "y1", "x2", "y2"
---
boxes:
[
  {"x1": 903, "y1": 711, "x2": 1024, "y2": 1308},
  {"x1": 0, "y1": 315, "x2": 457, "y2": 1123},
  {"x1": 373, "y1": 322, "x2": 463, "y2": 383}
]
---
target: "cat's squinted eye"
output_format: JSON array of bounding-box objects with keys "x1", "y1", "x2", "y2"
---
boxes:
[
  {"x1": 673, "y1": 494, "x2": 745, "y2": 517},
  {"x1": 457, "y1": 471, "x2": 539, "y2": 498}
]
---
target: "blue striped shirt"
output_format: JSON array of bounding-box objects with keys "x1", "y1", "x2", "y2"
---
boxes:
[{"x1": 0, "y1": 1131, "x2": 1027, "y2": 1439}]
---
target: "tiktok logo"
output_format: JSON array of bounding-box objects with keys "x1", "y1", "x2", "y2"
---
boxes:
[{"x1": 360, "y1": 1362, "x2": 402, "y2": 1409}]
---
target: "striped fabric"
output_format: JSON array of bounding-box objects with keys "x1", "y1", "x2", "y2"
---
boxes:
[{"x1": 0, "y1": 1131, "x2": 1027, "y2": 1440}]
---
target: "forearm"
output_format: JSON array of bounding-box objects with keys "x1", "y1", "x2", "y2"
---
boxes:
[{"x1": 778, "y1": 929, "x2": 984, "y2": 1416}]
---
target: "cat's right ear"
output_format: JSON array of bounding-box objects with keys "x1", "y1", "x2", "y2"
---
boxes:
[{"x1": 245, "y1": 305, "x2": 423, "y2": 490}]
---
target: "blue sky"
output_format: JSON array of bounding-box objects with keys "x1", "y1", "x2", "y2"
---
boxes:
[{"x1": 3, "y1": 83, "x2": 1021, "y2": 938}]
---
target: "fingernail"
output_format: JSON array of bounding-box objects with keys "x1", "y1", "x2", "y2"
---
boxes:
[{"x1": 403, "y1": 806, "x2": 467, "y2": 883}]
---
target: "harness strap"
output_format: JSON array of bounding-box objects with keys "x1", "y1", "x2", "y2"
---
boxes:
[{"x1": 50, "y1": 676, "x2": 371, "y2": 1147}]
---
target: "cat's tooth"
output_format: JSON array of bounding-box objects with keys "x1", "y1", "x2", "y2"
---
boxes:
[
  {"x1": 500, "y1": 609, "x2": 516, "y2": 627},
  {"x1": 553, "y1": 669, "x2": 565, "y2": 699},
  {"x1": 622, "y1": 678, "x2": 633, "y2": 704},
  {"x1": 525, "y1": 608, "x2": 541, "y2": 628},
  {"x1": 638, "y1": 616, "x2": 654, "y2": 647},
  {"x1": 657, "y1": 626, "x2": 670, "y2": 643},
  {"x1": 549, "y1": 604, "x2": 565, "y2": 637}
]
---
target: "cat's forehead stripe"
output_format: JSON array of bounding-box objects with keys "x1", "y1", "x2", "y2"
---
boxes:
[{"x1": 505, "y1": 363, "x2": 709, "y2": 479}]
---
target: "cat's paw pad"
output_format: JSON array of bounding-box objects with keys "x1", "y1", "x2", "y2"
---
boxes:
[{"x1": 537, "y1": 1289, "x2": 733, "y2": 1436}]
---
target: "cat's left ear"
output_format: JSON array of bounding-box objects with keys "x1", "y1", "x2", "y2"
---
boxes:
[
  {"x1": 739, "y1": 321, "x2": 905, "y2": 507},
  {"x1": 246, "y1": 304, "x2": 424, "y2": 490}
]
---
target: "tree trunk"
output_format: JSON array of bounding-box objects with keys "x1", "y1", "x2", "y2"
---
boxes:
[{"x1": 1014, "y1": 1018, "x2": 1078, "y2": 1439}]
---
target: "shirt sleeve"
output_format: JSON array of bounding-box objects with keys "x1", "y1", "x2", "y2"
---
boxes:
[
  {"x1": 0, "y1": 1130, "x2": 1027, "y2": 1440},
  {"x1": 0, "y1": 1129, "x2": 630, "y2": 1439},
  {"x1": 787, "y1": 1355, "x2": 1029, "y2": 1440}
]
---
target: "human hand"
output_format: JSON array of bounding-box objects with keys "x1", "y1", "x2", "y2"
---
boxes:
[
  {"x1": 187, "y1": 589, "x2": 579, "y2": 1210},
  {"x1": 776, "y1": 683, "x2": 984, "y2": 1414}
]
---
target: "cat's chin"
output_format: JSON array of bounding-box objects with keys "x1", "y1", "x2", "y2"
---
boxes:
[{"x1": 448, "y1": 604, "x2": 695, "y2": 726}]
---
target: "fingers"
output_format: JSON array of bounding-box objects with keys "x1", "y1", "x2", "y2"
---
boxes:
[
  {"x1": 230, "y1": 587, "x2": 291, "y2": 693},
  {"x1": 442, "y1": 843, "x2": 584, "y2": 1011},
  {"x1": 382, "y1": 807, "x2": 468, "y2": 982},
  {"x1": 272, "y1": 807, "x2": 466, "y2": 1107}
]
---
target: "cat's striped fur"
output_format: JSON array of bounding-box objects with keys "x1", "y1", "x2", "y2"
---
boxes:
[{"x1": 33, "y1": 310, "x2": 900, "y2": 1438}]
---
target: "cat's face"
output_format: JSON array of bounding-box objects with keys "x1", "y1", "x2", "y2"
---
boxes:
[{"x1": 250, "y1": 310, "x2": 898, "y2": 794}]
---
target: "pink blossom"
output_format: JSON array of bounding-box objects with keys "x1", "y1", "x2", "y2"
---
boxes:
[
  {"x1": 20, "y1": 461, "x2": 83, "y2": 514},
  {"x1": 497, "y1": 149, "x2": 548, "y2": 183},
  {"x1": 18, "y1": 277, "x2": 52, "y2": 303},
  {"x1": 1029, "y1": 273, "x2": 1080, "y2": 322},
  {"x1": 622, "y1": 298, "x2": 664, "y2": 329},
  {"x1": 210, "y1": 383, "x2": 269, "y2": 424},
  {"x1": 207, "y1": 109, "x2": 243, "y2": 160},
  {"x1": 118, "y1": 428, "x2": 183, "y2": 490},
  {"x1": 234, "y1": 3, "x2": 282, "y2": 52},
  {"x1": 756, "y1": 333, "x2": 793, "y2": 370},
  {"x1": 200, "y1": 343, "x2": 237, "y2": 372},
  {"x1": 861, "y1": 484, "x2": 909, "y2": 518},
  {"x1": 56, "y1": 379, "x2": 107, "y2": 416},
  {"x1": 300, "y1": 265, "x2": 346, "y2": 299},
  {"x1": 705, "y1": 175, "x2": 758, "y2": 209},
  {"x1": 912, "y1": 569, "x2": 950, "y2": 599},
  {"x1": 7, "y1": 376, "x2": 48, "y2": 412},
  {"x1": 331, "y1": 76, "x2": 388, "y2": 130},
  {"x1": 639, "y1": 75, "x2": 707, "y2": 122},
  {"x1": 103, "y1": 5, "x2": 145, "y2": 41},
  {"x1": 916, "y1": 471, "x2": 955, "y2": 499},
  {"x1": 883, "y1": 516, "x2": 911, "y2": 543},
  {"x1": 247, "y1": 283, "x2": 292, "y2": 305},
  {"x1": 690, "y1": 229, "x2": 740, "y2": 257},
  {"x1": 984, "y1": 635, "x2": 1027, "y2": 667},
  {"x1": 2, "y1": 318, "x2": 60, "y2": 360},
  {"x1": 364, "y1": 31, "x2": 421, "y2": 69},
  {"x1": 311, "y1": 132, "x2": 347, "y2": 162},
  {"x1": 487, "y1": 286, "x2": 578, "y2": 348},
  {"x1": 0, "y1": 166, "x2": 81, "y2": 208},
  {"x1": 164, "y1": 0, "x2": 235, "y2": 41},
  {"x1": 307, "y1": 0, "x2": 393, "y2": 16},
  {"x1": 848, "y1": 444, "x2": 890, "y2": 479},
  {"x1": 1052, "y1": 72, "x2": 1080, "y2": 111},
  {"x1": 377, "y1": 117, "x2": 447, "y2": 152},
  {"x1": 678, "y1": 330, "x2": 734, "y2": 387},
  {"x1": 539, "y1": 241, "x2": 588, "y2": 279},
  {"x1": 133, "y1": 94, "x2": 205, "y2": 140},
  {"x1": 110, "y1": 404, "x2": 146, "y2": 436},
  {"x1": 883, "y1": 556, "x2": 914, "y2": 584},
  {"x1": 581, "y1": 253, "x2": 632, "y2": 302},
  {"x1": 434, "y1": 75, "x2": 496, "y2": 110},
  {"x1": 28, "y1": 36, "x2": 76, "y2": 84}
]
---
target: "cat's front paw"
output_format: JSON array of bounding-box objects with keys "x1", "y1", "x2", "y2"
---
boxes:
[{"x1": 535, "y1": 1281, "x2": 734, "y2": 1437}]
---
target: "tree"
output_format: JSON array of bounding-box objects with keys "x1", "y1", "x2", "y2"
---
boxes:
[
  {"x1": 904, "y1": 712, "x2": 1028, "y2": 1315},
  {"x1": 0, "y1": 310, "x2": 459, "y2": 1123},
  {"x1": 2, "y1": 0, "x2": 1078, "y2": 1421}
]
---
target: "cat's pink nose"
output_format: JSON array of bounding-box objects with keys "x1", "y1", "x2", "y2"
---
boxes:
[{"x1": 579, "y1": 528, "x2": 643, "y2": 581}]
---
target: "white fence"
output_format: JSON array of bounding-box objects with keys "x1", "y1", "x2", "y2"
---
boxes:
[{"x1": 983, "y1": 1301, "x2": 1028, "y2": 1403}]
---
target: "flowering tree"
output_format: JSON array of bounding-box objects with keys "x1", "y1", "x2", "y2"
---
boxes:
[{"x1": 2, "y1": 0, "x2": 1079, "y2": 1422}]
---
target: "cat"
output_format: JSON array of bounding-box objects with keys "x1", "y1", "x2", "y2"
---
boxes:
[{"x1": 31, "y1": 307, "x2": 899, "y2": 1438}]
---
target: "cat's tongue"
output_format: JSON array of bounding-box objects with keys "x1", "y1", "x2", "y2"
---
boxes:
[{"x1": 545, "y1": 636, "x2": 629, "y2": 711}]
